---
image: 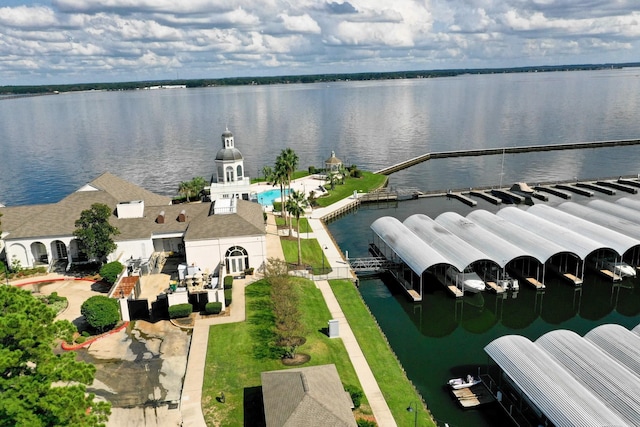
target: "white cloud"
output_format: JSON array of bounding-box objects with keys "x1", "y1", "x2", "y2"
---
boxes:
[{"x1": 0, "y1": 0, "x2": 639, "y2": 85}]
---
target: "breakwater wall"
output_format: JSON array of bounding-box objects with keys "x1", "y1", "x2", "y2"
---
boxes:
[{"x1": 375, "y1": 138, "x2": 640, "y2": 175}]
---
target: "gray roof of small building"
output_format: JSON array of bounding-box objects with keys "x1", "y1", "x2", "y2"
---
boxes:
[
  {"x1": 261, "y1": 364, "x2": 356, "y2": 427},
  {"x1": 184, "y1": 200, "x2": 265, "y2": 241},
  {"x1": 215, "y1": 147, "x2": 243, "y2": 161}
]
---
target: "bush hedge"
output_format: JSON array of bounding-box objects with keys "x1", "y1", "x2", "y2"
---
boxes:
[
  {"x1": 345, "y1": 385, "x2": 363, "y2": 409},
  {"x1": 205, "y1": 302, "x2": 223, "y2": 314},
  {"x1": 224, "y1": 289, "x2": 232, "y2": 306},
  {"x1": 99, "y1": 261, "x2": 124, "y2": 284},
  {"x1": 169, "y1": 303, "x2": 193, "y2": 319},
  {"x1": 223, "y1": 275, "x2": 233, "y2": 289},
  {"x1": 81, "y1": 295, "x2": 120, "y2": 333}
]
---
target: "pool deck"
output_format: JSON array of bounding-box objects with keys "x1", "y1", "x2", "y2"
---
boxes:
[{"x1": 251, "y1": 175, "x2": 329, "y2": 208}]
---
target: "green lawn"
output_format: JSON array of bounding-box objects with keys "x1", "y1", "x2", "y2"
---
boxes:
[
  {"x1": 280, "y1": 238, "x2": 331, "y2": 274},
  {"x1": 315, "y1": 171, "x2": 387, "y2": 207},
  {"x1": 329, "y1": 280, "x2": 436, "y2": 427},
  {"x1": 202, "y1": 279, "x2": 371, "y2": 426},
  {"x1": 274, "y1": 216, "x2": 311, "y2": 234}
]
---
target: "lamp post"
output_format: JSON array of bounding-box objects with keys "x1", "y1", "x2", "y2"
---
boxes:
[
  {"x1": 322, "y1": 245, "x2": 328, "y2": 274},
  {"x1": 407, "y1": 402, "x2": 418, "y2": 427}
]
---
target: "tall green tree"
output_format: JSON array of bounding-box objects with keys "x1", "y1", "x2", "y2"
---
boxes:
[
  {"x1": 73, "y1": 203, "x2": 120, "y2": 264},
  {"x1": 285, "y1": 190, "x2": 309, "y2": 266},
  {"x1": 275, "y1": 148, "x2": 299, "y2": 233},
  {"x1": 177, "y1": 176, "x2": 206, "y2": 202},
  {"x1": 0, "y1": 285, "x2": 111, "y2": 426},
  {"x1": 272, "y1": 158, "x2": 289, "y2": 221}
]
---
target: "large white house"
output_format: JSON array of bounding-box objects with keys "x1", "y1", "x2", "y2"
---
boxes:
[{"x1": 0, "y1": 172, "x2": 267, "y2": 277}]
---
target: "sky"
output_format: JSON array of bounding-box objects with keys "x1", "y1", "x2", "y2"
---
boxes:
[{"x1": 2, "y1": 0, "x2": 640, "y2": 86}]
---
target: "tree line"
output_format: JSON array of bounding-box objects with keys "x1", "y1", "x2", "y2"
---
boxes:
[{"x1": 1, "y1": 62, "x2": 635, "y2": 96}]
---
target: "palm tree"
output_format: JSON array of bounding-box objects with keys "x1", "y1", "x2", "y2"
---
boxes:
[
  {"x1": 262, "y1": 165, "x2": 273, "y2": 183},
  {"x1": 326, "y1": 170, "x2": 339, "y2": 191},
  {"x1": 281, "y1": 148, "x2": 299, "y2": 192},
  {"x1": 272, "y1": 160, "x2": 288, "y2": 220},
  {"x1": 285, "y1": 190, "x2": 309, "y2": 266},
  {"x1": 178, "y1": 181, "x2": 193, "y2": 202}
]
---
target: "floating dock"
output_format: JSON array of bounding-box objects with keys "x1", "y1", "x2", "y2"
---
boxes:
[
  {"x1": 556, "y1": 184, "x2": 594, "y2": 197},
  {"x1": 596, "y1": 180, "x2": 638, "y2": 194},
  {"x1": 446, "y1": 192, "x2": 477, "y2": 207},
  {"x1": 535, "y1": 185, "x2": 571, "y2": 199},
  {"x1": 451, "y1": 384, "x2": 495, "y2": 408},
  {"x1": 524, "y1": 277, "x2": 546, "y2": 290},
  {"x1": 485, "y1": 281, "x2": 505, "y2": 294},
  {"x1": 576, "y1": 182, "x2": 615, "y2": 195},
  {"x1": 598, "y1": 269, "x2": 622, "y2": 282},
  {"x1": 562, "y1": 273, "x2": 584, "y2": 286},
  {"x1": 469, "y1": 190, "x2": 502, "y2": 205}
]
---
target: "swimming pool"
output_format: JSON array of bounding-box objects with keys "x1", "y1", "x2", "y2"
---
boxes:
[{"x1": 257, "y1": 188, "x2": 289, "y2": 206}]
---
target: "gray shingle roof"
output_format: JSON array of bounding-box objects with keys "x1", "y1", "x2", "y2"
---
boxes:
[
  {"x1": 261, "y1": 364, "x2": 357, "y2": 427},
  {"x1": 184, "y1": 200, "x2": 265, "y2": 241},
  {"x1": 85, "y1": 172, "x2": 172, "y2": 206}
]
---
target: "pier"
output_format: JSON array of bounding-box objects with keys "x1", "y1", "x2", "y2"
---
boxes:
[{"x1": 374, "y1": 138, "x2": 640, "y2": 175}]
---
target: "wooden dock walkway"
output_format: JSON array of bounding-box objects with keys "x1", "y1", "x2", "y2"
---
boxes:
[
  {"x1": 485, "y1": 281, "x2": 505, "y2": 294},
  {"x1": 374, "y1": 138, "x2": 640, "y2": 175},
  {"x1": 563, "y1": 273, "x2": 583, "y2": 286},
  {"x1": 525, "y1": 277, "x2": 546, "y2": 290},
  {"x1": 598, "y1": 269, "x2": 622, "y2": 282},
  {"x1": 451, "y1": 384, "x2": 495, "y2": 408}
]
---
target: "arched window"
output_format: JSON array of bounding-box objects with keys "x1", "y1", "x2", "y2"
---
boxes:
[
  {"x1": 237, "y1": 165, "x2": 243, "y2": 179},
  {"x1": 225, "y1": 166, "x2": 235, "y2": 182},
  {"x1": 225, "y1": 246, "x2": 248, "y2": 274}
]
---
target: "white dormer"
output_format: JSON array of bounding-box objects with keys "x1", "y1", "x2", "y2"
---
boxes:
[{"x1": 117, "y1": 200, "x2": 145, "y2": 218}]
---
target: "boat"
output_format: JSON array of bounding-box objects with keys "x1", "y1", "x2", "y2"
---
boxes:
[
  {"x1": 602, "y1": 258, "x2": 636, "y2": 278},
  {"x1": 445, "y1": 266, "x2": 486, "y2": 293},
  {"x1": 479, "y1": 264, "x2": 519, "y2": 291},
  {"x1": 448, "y1": 374, "x2": 481, "y2": 390}
]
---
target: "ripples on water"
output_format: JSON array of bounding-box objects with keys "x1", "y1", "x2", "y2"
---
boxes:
[{"x1": 3, "y1": 68, "x2": 640, "y2": 205}]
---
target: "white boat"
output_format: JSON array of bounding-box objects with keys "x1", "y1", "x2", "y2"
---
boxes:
[
  {"x1": 603, "y1": 259, "x2": 636, "y2": 278},
  {"x1": 480, "y1": 264, "x2": 519, "y2": 291},
  {"x1": 448, "y1": 374, "x2": 481, "y2": 390},
  {"x1": 446, "y1": 266, "x2": 486, "y2": 293}
]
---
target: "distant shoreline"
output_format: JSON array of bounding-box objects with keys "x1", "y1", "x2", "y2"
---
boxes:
[{"x1": 1, "y1": 62, "x2": 638, "y2": 96}]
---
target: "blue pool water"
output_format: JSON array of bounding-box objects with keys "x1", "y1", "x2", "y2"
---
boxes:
[{"x1": 257, "y1": 188, "x2": 289, "y2": 206}]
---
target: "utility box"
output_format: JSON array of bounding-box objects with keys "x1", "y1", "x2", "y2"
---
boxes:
[{"x1": 328, "y1": 319, "x2": 339, "y2": 338}]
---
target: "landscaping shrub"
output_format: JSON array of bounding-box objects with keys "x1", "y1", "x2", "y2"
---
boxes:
[
  {"x1": 76, "y1": 336, "x2": 86, "y2": 344},
  {"x1": 356, "y1": 419, "x2": 376, "y2": 427},
  {"x1": 345, "y1": 385, "x2": 364, "y2": 409},
  {"x1": 169, "y1": 303, "x2": 193, "y2": 319},
  {"x1": 81, "y1": 295, "x2": 120, "y2": 333},
  {"x1": 224, "y1": 289, "x2": 232, "y2": 306},
  {"x1": 223, "y1": 275, "x2": 233, "y2": 289},
  {"x1": 205, "y1": 302, "x2": 223, "y2": 314},
  {"x1": 273, "y1": 201, "x2": 282, "y2": 212},
  {"x1": 99, "y1": 261, "x2": 124, "y2": 285}
]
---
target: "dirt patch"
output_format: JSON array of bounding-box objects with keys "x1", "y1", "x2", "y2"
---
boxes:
[{"x1": 281, "y1": 353, "x2": 311, "y2": 366}]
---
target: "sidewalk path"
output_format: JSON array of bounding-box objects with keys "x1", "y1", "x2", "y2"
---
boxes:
[{"x1": 180, "y1": 192, "x2": 398, "y2": 426}]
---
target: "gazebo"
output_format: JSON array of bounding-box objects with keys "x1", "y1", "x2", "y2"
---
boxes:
[{"x1": 325, "y1": 151, "x2": 343, "y2": 172}]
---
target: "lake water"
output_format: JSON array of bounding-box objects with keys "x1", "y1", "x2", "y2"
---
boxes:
[
  {"x1": 2, "y1": 68, "x2": 640, "y2": 426},
  {"x1": 4, "y1": 68, "x2": 640, "y2": 206}
]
